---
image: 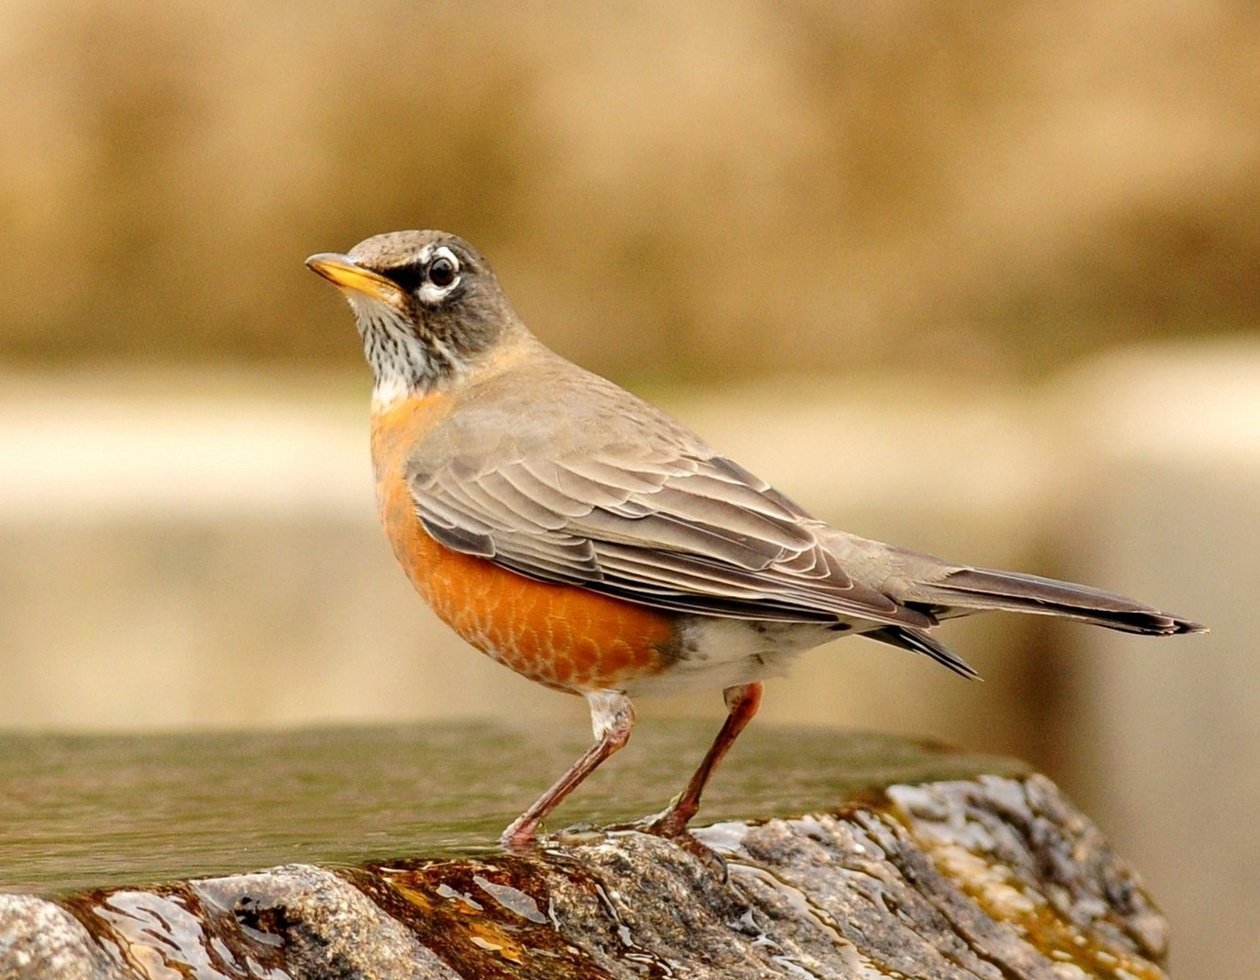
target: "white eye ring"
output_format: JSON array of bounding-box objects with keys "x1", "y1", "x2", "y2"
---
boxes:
[{"x1": 418, "y1": 246, "x2": 461, "y2": 303}]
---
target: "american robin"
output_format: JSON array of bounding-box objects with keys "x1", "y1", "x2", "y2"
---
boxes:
[{"x1": 306, "y1": 230, "x2": 1203, "y2": 849}]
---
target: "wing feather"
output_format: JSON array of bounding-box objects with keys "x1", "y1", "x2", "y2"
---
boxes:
[
  {"x1": 470, "y1": 471, "x2": 570, "y2": 530},
  {"x1": 494, "y1": 464, "x2": 593, "y2": 518},
  {"x1": 410, "y1": 445, "x2": 930, "y2": 629}
]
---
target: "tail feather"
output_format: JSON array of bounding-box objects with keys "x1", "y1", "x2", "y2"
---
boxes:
[
  {"x1": 917, "y1": 566, "x2": 1205, "y2": 636},
  {"x1": 865, "y1": 626, "x2": 981, "y2": 679}
]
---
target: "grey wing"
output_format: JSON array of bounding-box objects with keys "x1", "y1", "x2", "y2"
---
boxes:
[{"x1": 409, "y1": 445, "x2": 935, "y2": 630}]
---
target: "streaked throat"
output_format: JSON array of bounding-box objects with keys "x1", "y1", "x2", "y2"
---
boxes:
[{"x1": 354, "y1": 302, "x2": 459, "y2": 409}]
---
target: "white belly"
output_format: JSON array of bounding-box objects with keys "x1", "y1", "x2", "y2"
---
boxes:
[{"x1": 622, "y1": 617, "x2": 843, "y2": 698}]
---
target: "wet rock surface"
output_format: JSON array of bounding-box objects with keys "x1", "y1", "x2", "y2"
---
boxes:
[{"x1": 0, "y1": 772, "x2": 1166, "y2": 979}]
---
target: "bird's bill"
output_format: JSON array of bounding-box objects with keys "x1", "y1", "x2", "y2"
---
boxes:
[{"x1": 305, "y1": 252, "x2": 402, "y2": 304}]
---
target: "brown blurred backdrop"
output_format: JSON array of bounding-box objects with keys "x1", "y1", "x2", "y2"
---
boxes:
[
  {"x1": 5, "y1": 1, "x2": 1258, "y2": 376},
  {"x1": 1, "y1": 2, "x2": 1257, "y2": 976}
]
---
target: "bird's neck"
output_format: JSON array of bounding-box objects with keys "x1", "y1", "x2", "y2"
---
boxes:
[
  {"x1": 358, "y1": 303, "x2": 536, "y2": 412},
  {"x1": 359, "y1": 312, "x2": 461, "y2": 411}
]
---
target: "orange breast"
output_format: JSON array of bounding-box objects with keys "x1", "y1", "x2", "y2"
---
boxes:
[{"x1": 370, "y1": 393, "x2": 675, "y2": 693}]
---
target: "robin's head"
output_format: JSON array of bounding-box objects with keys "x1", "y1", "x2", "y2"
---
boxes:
[{"x1": 307, "y1": 230, "x2": 524, "y2": 401}]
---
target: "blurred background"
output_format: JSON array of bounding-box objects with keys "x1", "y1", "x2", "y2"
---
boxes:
[{"x1": 1, "y1": 1, "x2": 1256, "y2": 974}]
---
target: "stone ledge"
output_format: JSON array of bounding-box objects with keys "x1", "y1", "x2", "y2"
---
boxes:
[{"x1": 1, "y1": 773, "x2": 1166, "y2": 979}]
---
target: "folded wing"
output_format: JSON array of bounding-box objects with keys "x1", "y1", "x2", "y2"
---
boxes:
[{"x1": 409, "y1": 447, "x2": 935, "y2": 630}]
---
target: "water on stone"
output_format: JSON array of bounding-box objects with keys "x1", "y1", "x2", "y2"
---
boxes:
[{"x1": 0, "y1": 721, "x2": 1024, "y2": 895}]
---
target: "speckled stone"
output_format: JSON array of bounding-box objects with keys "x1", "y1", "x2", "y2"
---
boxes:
[{"x1": 0, "y1": 894, "x2": 122, "y2": 979}]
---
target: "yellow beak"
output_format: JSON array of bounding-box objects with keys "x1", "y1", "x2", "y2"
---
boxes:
[{"x1": 305, "y1": 252, "x2": 403, "y2": 305}]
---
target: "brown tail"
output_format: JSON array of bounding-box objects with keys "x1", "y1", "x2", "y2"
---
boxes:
[{"x1": 916, "y1": 566, "x2": 1205, "y2": 636}]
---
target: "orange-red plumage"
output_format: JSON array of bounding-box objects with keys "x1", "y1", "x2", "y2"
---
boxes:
[{"x1": 372, "y1": 393, "x2": 674, "y2": 694}]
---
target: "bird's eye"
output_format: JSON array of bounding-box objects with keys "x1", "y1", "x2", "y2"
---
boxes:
[{"x1": 428, "y1": 255, "x2": 458, "y2": 288}]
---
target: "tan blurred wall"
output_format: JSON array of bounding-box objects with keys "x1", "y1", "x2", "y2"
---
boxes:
[
  {"x1": 1057, "y1": 345, "x2": 1260, "y2": 980},
  {"x1": 0, "y1": 368, "x2": 1058, "y2": 741}
]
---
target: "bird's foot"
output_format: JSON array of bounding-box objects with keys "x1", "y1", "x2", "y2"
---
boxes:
[
  {"x1": 641, "y1": 809, "x2": 694, "y2": 839},
  {"x1": 499, "y1": 815, "x2": 544, "y2": 852},
  {"x1": 640, "y1": 786, "x2": 702, "y2": 837}
]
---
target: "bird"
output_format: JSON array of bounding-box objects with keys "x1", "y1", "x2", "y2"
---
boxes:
[{"x1": 306, "y1": 229, "x2": 1203, "y2": 849}]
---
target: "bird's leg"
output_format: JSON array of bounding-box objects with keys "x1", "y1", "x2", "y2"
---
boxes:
[
  {"x1": 649, "y1": 681, "x2": 764, "y2": 837},
  {"x1": 500, "y1": 691, "x2": 635, "y2": 850}
]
